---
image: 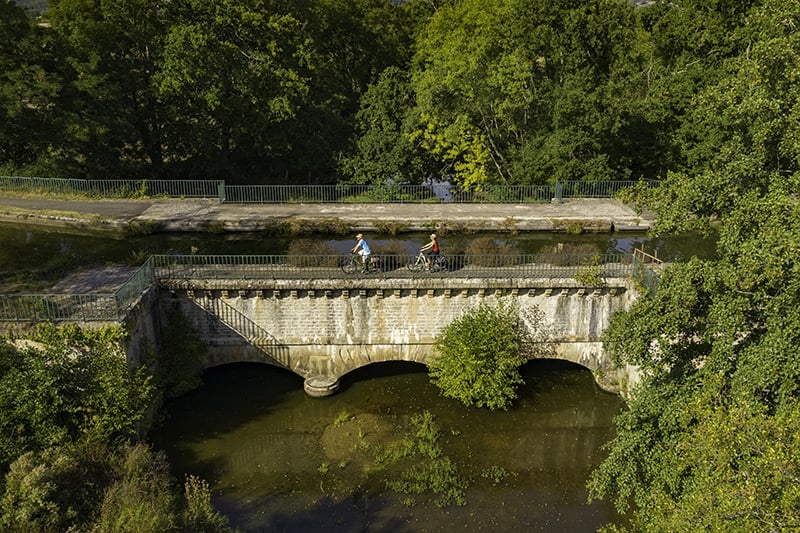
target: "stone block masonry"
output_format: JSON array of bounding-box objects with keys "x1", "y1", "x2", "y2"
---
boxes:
[{"x1": 160, "y1": 276, "x2": 642, "y2": 397}]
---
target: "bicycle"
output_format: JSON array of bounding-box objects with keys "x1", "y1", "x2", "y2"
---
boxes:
[
  {"x1": 341, "y1": 253, "x2": 381, "y2": 274},
  {"x1": 407, "y1": 251, "x2": 448, "y2": 273}
]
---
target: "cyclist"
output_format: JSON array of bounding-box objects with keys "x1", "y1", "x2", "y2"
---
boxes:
[
  {"x1": 351, "y1": 233, "x2": 371, "y2": 269},
  {"x1": 419, "y1": 233, "x2": 440, "y2": 267}
]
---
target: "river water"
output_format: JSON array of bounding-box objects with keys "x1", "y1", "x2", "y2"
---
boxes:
[
  {"x1": 0, "y1": 223, "x2": 715, "y2": 531},
  {"x1": 150, "y1": 360, "x2": 627, "y2": 532}
]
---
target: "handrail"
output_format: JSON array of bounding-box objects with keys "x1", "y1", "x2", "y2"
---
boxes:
[
  {"x1": 150, "y1": 253, "x2": 638, "y2": 280},
  {"x1": 1, "y1": 176, "x2": 660, "y2": 204},
  {"x1": 633, "y1": 246, "x2": 663, "y2": 265}
]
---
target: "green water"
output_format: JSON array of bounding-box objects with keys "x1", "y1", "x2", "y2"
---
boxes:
[{"x1": 150, "y1": 360, "x2": 626, "y2": 532}]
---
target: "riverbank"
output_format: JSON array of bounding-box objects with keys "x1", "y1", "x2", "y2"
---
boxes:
[{"x1": 0, "y1": 196, "x2": 654, "y2": 234}]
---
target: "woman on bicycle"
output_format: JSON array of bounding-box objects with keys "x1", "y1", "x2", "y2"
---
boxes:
[
  {"x1": 352, "y1": 233, "x2": 371, "y2": 268},
  {"x1": 419, "y1": 233, "x2": 439, "y2": 266}
]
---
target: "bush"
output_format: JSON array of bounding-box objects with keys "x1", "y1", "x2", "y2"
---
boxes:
[
  {"x1": 539, "y1": 242, "x2": 601, "y2": 266},
  {"x1": 286, "y1": 239, "x2": 338, "y2": 267},
  {"x1": 429, "y1": 301, "x2": 528, "y2": 410},
  {"x1": 463, "y1": 237, "x2": 519, "y2": 266}
]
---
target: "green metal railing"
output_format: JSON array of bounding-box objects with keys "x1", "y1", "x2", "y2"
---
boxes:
[
  {"x1": 0, "y1": 253, "x2": 660, "y2": 322},
  {"x1": 150, "y1": 253, "x2": 640, "y2": 280},
  {"x1": 114, "y1": 258, "x2": 157, "y2": 313},
  {"x1": 0, "y1": 176, "x2": 225, "y2": 199},
  {"x1": 0, "y1": 293, "x2": 120, "y2": 322},
  {"x1": 1, "y1": 176, "x2": 658, "y2": 204}
]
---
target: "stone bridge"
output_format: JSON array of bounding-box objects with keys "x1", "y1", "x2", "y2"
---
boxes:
[{"x1": 140, "y1": 273, "x2": 643, "y2": 397}]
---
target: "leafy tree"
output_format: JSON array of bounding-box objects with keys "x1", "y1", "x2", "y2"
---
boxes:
[
  {"x1": 588, "y1": 2, "x2": 800, "y2": 529},
  {"x1": 1, "y1": 440, "x2": 234, "y2": 533},
  {"x1": 338, "y1": 66, "x2": 439, "y2": 184},
  {"x1": 0, "y1": 2, "x2": 73, "y2": 176},
  {"x1": 47, "y1": 0, "x2": 172, "y2": 178},
  {"x1": 0, "y1": 324, "x2": 155, "y2": 469},
  {"x1": 407, "y1": 0, "x2": 649, "y2": 187},
  {"x1": 156, "y1": 0, "x2": 315, "y2": 182},
  {"x1": 429, "y1": 300, "x2": 531, "y2": 410}
]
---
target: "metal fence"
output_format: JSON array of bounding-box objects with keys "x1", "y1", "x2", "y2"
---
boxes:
[
  {"x1": 0, "y1": 176, "x2": 224, "y2": 199},
  {"x1": 0, "y1": 293, "x2": 120, "y2": 322},
  {"x1": 2, "y1": 176, "x2": 658, "y2": 204},
  {"x1": 114, "y1": 258, "x2": 157, "y2": 313},
  {"x1": 222, "y1": 181, "x2": 655, "y2": 203},
  {"x1": 150, "y1": 253, "x2": 641, "y2": 280}
]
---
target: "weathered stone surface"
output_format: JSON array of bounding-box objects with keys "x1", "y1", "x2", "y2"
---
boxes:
[{"x1": 160, "y1": 277, "x2": 642, "y2": 397}]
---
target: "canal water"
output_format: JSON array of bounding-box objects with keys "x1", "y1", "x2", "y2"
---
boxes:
[
  {"x1": 0, "y1": 221, "x2": 715, "y2": 291},
  {"x1": 0, "y1": 222, "x2": 715, "y2": 530}
]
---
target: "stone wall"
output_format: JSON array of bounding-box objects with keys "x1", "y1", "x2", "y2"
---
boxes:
[{"x1": 160, "y1": 277, "x2": 642, "y2": 396}]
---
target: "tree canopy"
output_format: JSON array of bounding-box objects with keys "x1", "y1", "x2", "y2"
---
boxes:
[
  {"x1": 0, "y1": 0, "x2": 786, "y2": 186},
  {"x1": 588, "y1": 1, "x2": 800, "y2": 530}
]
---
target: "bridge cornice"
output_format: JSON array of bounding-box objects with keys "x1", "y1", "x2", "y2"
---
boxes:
[{"x1": 160, "y1": 276, "x2": 636, "y2": 293}]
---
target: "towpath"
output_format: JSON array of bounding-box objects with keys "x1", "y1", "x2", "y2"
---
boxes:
[{"x1": 0, "y1": 196, "x2": 653, "y2": 234}]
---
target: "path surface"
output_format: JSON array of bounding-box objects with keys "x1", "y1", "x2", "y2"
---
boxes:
[{"x1": 0, "y1": 196, "x2": 654, "y2": 233}]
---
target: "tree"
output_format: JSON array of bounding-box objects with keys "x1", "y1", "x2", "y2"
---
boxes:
[
  {"x1": 407, "y1": 0, "x2": 647, "y2": 187},
  {"x1": 0, "y1": 324, "x2": 155, "y2": 469},
  {"x1": 429, "y1": 300, "x2": 529, "y2": 410},
  {"x1": 156, "y1": 0, "x2": 315, "y2": 182},
  {"x1": 588, "y1": 2, "x2": 800, "y2": 529},
  {"x1": 0, "y1": 2, "x2": 72, "y2": 176},
  {"x1": 337, "y1": 66, "x2": 439, "y2": 184},
  {"x1": 47, "y1": 0, "x2": 172, "y2": 178}
]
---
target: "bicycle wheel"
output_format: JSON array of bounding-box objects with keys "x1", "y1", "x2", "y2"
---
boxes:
[
  {"x1": 407, "y1": 257, "x2": 426, "y2": 272},
  {"x1": 341, "y1": 258, "x2": 357, "y2": 274},
  {"x1": 431, "y1": 256, "x2": 448, "y2": 272}
]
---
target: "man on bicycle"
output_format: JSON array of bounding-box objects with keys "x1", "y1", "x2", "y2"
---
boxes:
[
  {"x1": 352, "y1": 233, "x2": 371, "y2": 269},
  {"x1": 419, "y1": 233, "x2": 439, "y2": 267}
]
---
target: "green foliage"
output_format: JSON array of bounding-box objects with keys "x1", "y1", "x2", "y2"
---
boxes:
[
  {"x1": 91, "y1": 443, "x2": 178, "y2": 533},
  {"x1": 378, "y1": 411, "x2": 467, "y2": 508},
  {"x1": 182, "y1": 475, "x2": 232, "y2": 532},
  {"x1": 1, "y1": 442, "x2": 112, "y2": 532},
  {"x1": 574, "y1": 257, "x2": 604, "y2": 287},
  {"x1": 429, "y1": 300, "x2": 527, "y2": 410},
  {"x1": 0, "y1": 324, "x2": 156, "y2": 468},
  {"x1": 0, "y1": 440, "x2": 233, "y2": 533},
  {"x1": 590, "y1": 3, "x2": 800, "y2": 524},
  {"x1": 155, "y1": 309, "x2": 209, "y2": 399}
]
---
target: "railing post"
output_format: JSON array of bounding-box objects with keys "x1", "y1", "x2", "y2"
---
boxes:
[
  {"x1": 552, "y1": 180, "x2": 563, "y2": 203},
  {"x1": 218, "y1": 180, "x2": 226, "y2": 203}
]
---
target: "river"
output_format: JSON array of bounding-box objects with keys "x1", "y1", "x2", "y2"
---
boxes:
[{"x1": 150, "y1": 360, "x2": 627, "y2": 532}]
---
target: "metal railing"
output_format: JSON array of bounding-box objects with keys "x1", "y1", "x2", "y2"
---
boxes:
[
  {"x1": 0, "y1": 253, "x2": 660, "y2": 322},
  {"x1": 1, "y1": 176, "x2": 658, "y2": 204},
  {"x1": 114, "y1": 258, "x2": 157, "y2": 313},
  {"x1": 0, "y1": 176, "x2": 224, "y2": 199},
  {"x1": 150, "y1": 253, "x2": 640, "y2": 280},
  {"x1": 0, "y1": 293, "x2": 120, "y2": 322}
]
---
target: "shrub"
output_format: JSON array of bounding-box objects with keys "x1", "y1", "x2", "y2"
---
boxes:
[
  {"x1": 371, "y1": 240, "x2": 408, "y2": 271},
  {"x1": 539, "y1": 242, "x2": 600, "y2": 266},
  {"x1": 463, "y1": 237, "x2": 519, "y2": 266},
  {"x1": 429, "y1": 301, "x2": 527, "y2": 410},
  {"x1": 286, "y1": 239, "x2": 338, "y2": 267}
]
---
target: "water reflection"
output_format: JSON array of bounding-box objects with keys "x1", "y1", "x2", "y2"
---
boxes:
[{"x1": 150, "y1": 360, "x2": 626, "y2": 532}]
